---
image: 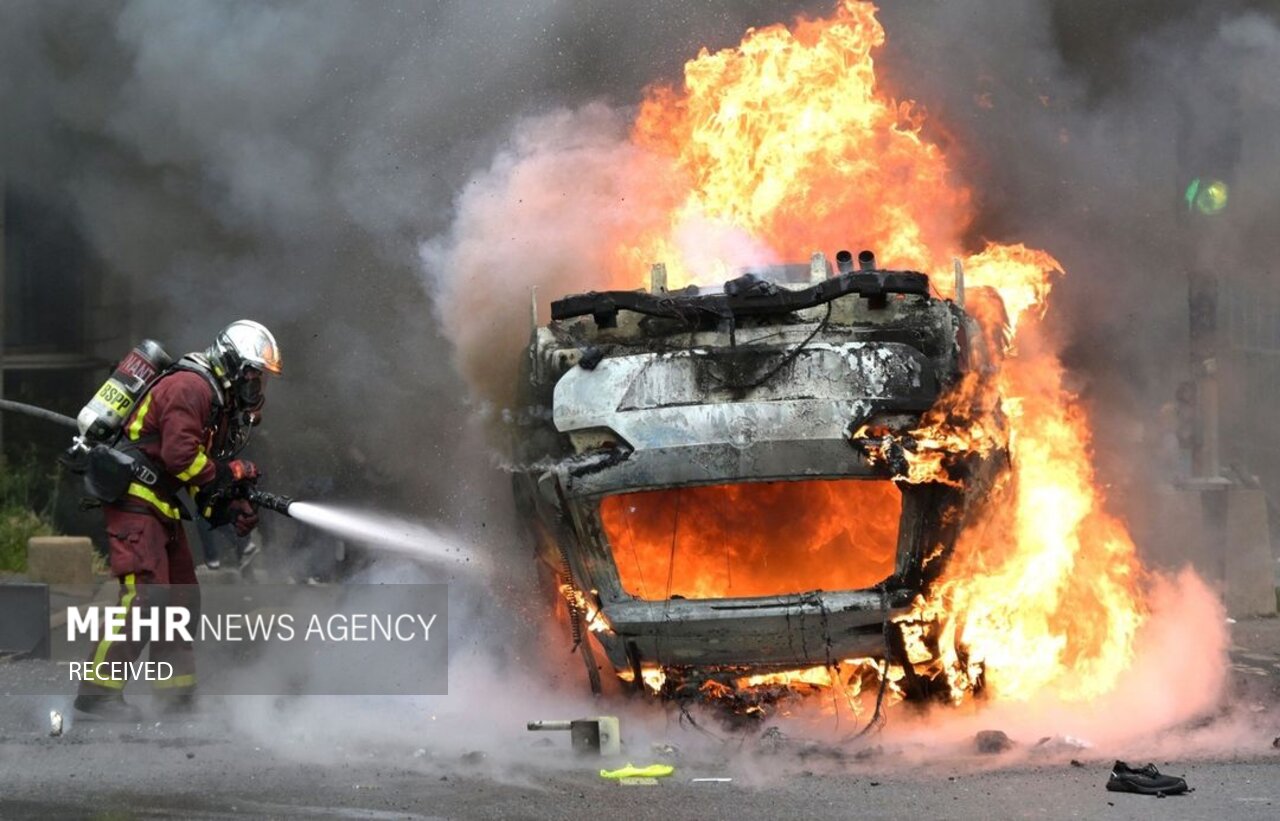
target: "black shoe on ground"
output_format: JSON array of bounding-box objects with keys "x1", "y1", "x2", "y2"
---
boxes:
[
  {"x1": 1106, "y1": 760, "x2": 1190, "y2": 797},
  {"x1": 73, "y1": 693, "x2": 143, "y2": 723}
]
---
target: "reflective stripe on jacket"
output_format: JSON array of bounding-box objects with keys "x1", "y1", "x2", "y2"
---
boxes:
[{"x1": 119, "y1": 370, "x2": 221, "y2": 519}]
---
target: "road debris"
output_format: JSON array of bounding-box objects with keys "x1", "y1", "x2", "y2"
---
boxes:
[
  {"x1": 650, "y1": 742, "x2": 680, "y2": 760},
  {"x1": 759, "y1": 726, "x2": 789, "y2": 753},
  {"x1": 974, "y1": 730, "x2": 1013, "y2": 754},
  {"x1": 1033, "y1": 735, "x2": 1093, "y2": 753},
  {"x1": 49, "y1": 710, "x2": 63, "y2": 737},
  {"x1": 527, "y1": 717, "x2": 621, "y2": 756}
]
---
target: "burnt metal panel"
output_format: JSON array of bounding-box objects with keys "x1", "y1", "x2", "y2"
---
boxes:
[
  {"x1": 556, "y1": 440, "x2": 883, "y2": 498},
  {"x1": 551, "y1": 269, "x2": 931, "y2": 325},
  {"x1": 554, "y1": 343, "x2": 935, "y2": 458},
  {"x1": 601, "y1": 589, "x2": 912, "y2": 667}
]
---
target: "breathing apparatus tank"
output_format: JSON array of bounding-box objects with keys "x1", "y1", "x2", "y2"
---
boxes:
[{"x1": 76, "y1": 339, "x2": 173, "y2": 443}]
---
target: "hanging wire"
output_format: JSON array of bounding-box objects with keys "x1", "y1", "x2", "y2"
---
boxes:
[
  {"x1": 850, "y1": 585, "x2": 894, "y2": 739},
  {"x1": 704, "y1": 302, "x2": 833, "y2": 390},
  {"x1": 654, "y1": 487, "x2": 684, "y2": 671}
]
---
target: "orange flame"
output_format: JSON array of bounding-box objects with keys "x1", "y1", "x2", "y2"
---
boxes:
[
  {"x1": 559, "y1": 583, "x2": 612, "y2": 634},
  {"x1": 601, "y1": 479, "x2": 900, "y2": 600},
  {"x1": 609, "y1": 0, "x2": 1147, "y2": 704},
  {"x1": 923, "y1": 352, "x2": 1146, "y2": 702},
  {"x1": 623, "y1": 0, "x2": 969, "y2": 284}
]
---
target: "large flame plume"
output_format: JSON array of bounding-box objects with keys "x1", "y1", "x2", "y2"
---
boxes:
[{"x1": 611, "y1": 0, "x2": 1147, "y2": 705}]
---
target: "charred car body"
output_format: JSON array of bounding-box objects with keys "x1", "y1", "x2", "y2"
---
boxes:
[{"x1": 511, "y1": 250, "x2": 1008, "y2": 703}]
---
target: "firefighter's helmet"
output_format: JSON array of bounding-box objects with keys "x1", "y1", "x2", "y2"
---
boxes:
[
  {"x1": 206, "y1": 319, "x2": 281, "y2": 422},
  {"x1": 209, "y1": 320, "x2": 283, "y2": 380}
]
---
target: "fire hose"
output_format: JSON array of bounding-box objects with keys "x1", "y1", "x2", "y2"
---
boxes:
[
  {"x1": 2, "y1": 398, "x2": 294, "y2": 519},
  {"x1": 0, "y1": 398, "x2": 78, "y2": 430}
]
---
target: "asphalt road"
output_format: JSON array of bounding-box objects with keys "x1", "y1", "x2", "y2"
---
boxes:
[{"x1": 1, "y1": 617, "x2": 1278, "y2": 820}]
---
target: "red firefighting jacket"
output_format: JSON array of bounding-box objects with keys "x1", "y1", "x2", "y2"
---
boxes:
[{"x1": 118, "y1": 370, "x2": 223, "y2": 519}]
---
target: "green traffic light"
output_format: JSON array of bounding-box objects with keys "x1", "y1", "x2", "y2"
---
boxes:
[{"x1": 1184, "y1": 177, "x2": 1229, "y2": 215}]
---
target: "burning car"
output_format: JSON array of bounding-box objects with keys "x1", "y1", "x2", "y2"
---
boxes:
[{"x1": 510, "y1": 249, "x2": 1011, "y2": 707}]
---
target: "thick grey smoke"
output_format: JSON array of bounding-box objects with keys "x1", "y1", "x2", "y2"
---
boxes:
[
  {"x1": 0, "y1": 0, "x2": 822, "y2": 529},
  {"x1": 864, "y1": 1, "x2": 1280, "y2": 572},
  {"x1": 419, "y1": 104, "x2": 683, "y2": 411}
]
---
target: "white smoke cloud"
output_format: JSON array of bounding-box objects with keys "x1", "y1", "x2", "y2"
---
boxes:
[{"x1": 419, "y1": 103, "x2": 680, "y2": 410}]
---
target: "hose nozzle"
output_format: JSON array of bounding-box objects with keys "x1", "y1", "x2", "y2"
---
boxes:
[{"x1": 246, "y1": 488, "x2": 294, "y2": 517}]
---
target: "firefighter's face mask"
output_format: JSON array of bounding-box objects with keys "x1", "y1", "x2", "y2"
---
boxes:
[
  {"x1": 210, "y1": 365, "x2": 266, "y2": 460},
  {"x1": 236, "y1": 366, "x2": 266, "y2": 418}
]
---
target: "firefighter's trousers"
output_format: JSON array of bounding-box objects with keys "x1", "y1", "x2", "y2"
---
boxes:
[{"x1": 77, "y1": 506, "x2": 200, "y2": 697}]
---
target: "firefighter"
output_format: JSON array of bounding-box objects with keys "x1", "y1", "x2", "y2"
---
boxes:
[{"x1": 74, "y1": 320, "x2": 282, "y2": 720}]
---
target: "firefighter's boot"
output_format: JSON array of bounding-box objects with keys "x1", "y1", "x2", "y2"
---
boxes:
[{"x1": 74, "y1": 693, "x2": 143, "y2": 723}]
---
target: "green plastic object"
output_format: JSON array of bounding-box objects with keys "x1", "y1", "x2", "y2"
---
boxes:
[{"x1": 600, "y1": 763, "x2": 676, "y2": 780}]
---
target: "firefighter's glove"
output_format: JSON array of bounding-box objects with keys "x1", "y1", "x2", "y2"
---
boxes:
[
  {"x1": 229, "y1": 498, "x2": 260, "y2": 537},
  {"x1": 202, "y1": 461, "x2": 261, "y2": 527},
  {"x1": 196, "y1": 489, "x2": 232, "y2": 529},
  {"x1": 217, "y1": 459, "x2": 260, "y2": 485},
  {"x1": 195, "y1": 484, "x2": 234, "y2": 527}
]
